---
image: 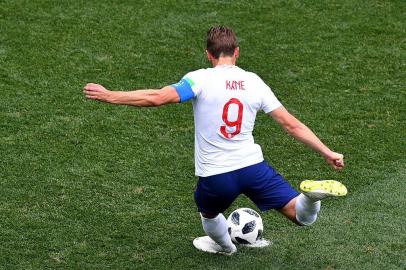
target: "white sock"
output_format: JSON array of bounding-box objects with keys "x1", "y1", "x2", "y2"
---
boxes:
[
  {"x1": 295, "y1": 193, "x2": 321, "y2": 226},
  {"x1": 200, "y1": 213, "x2": 235, "y2": 251}
]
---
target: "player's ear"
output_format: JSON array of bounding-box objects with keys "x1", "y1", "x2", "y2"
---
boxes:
[
  {"x1": 234, "y1": 47, "x2": 240, "y2": 59},
  {"x1": 206, "y1": 50, "x2": 214, "y2": 61}
]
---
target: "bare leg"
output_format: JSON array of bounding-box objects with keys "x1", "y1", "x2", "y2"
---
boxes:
[
  {"x1": 277, "y1": 196, "x2": 303, "y2": 225},
  {"x1": 201, "y1": 212, "x2": 218, "y2": 219}
]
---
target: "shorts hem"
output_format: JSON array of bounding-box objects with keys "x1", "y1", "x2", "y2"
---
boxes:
[{"x1": 257, "y1": 192, "x2": 300, "y2": 212}]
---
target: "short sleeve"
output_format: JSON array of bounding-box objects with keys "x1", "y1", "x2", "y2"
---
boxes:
[{"x1": 259, "y1": 81, "x2": 282, "y2": 113}]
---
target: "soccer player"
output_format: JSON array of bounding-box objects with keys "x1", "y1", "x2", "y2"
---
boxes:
[{"x1": 83, "y1": 26, "x2": 347, "y2": 255}]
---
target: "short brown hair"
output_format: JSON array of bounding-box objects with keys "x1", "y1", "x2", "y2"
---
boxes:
[{"x1": 206, "y1": 26, "x2": 238, "y2": 59}]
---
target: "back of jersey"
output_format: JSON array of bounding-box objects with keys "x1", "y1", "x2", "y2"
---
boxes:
[{"x1": 183, "y1": 65, "x2": 281, "y2": 177}]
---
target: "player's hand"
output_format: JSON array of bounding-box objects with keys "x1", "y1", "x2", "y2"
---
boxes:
[
  {"x1": 83, "y1": 83, "x2": 112, "y2": 103},
  {"x1": 324, "y1": 151, "x2": 344, "y2": 170}
]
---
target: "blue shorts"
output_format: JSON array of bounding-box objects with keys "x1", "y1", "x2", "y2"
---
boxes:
[{"x1": 194, "y1": 161, "x2": 299, "y2": 214}]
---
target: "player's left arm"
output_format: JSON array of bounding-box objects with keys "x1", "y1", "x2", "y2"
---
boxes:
[
  {"x1": 83, "y1": 83, "x2": 180, "y2": 107},
  {"x1": 269, "y1": 106, "x2": 344, "y2": 170}
]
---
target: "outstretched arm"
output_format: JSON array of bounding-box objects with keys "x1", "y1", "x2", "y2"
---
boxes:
[
  {"x1": 83, "y1": 83, "x2": 180, "y2": 107},
  {"x1": 269, "y1": 106, "x2": 344, "y2": 170}
]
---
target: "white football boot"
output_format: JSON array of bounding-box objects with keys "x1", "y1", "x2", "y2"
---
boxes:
[
  {"x1": 193, "y1": 236, "x2": 237, "y2": 255},
  {"x1": 300, "y1": 180, "x2": 347, "y2": 201}
]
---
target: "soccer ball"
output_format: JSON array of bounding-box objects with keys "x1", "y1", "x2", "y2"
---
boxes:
[{"x1": 227, "y1": 208, "x2": 263, "y2": 244}]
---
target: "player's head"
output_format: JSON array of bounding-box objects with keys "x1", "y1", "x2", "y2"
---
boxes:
[{"x1": 206, "y1": 26, "x2": 239, "y2": 60}]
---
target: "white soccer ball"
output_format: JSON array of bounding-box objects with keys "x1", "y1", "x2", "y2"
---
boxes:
[{"x1": 227, "y1": 208, "x2": 263, "y2": 244}]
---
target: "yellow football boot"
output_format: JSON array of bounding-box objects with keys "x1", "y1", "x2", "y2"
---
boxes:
[{"x1": 300, "y1": 180, "x2": 348, "y2": 200}]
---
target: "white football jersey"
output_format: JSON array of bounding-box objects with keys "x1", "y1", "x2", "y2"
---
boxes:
[{"x1": 175, "y1": 65, "x2": 282, "y2": 177}]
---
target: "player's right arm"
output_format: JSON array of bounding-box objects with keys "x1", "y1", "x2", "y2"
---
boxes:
[
  {"x1": 83, "y1": 72, "x2": 199, "y2": 107},
  {"x1": 83, "y1": 83, "x2": 180, "y2": 107},
  {"x1": 269, "y1": 106, "x2": 344, "y2": 170}
]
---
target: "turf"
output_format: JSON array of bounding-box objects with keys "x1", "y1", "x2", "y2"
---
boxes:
[{"x1": 0, "y1": 0, "x2": 405, "y2": 269}]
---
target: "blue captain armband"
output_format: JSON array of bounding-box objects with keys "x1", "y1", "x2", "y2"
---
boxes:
[{"x1": 171, "y1": 78, "x2": 196, "y2": 102}]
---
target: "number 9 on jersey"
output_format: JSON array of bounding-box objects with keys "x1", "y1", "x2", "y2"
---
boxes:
[{"x1": 220, "y1": 98, "x2": 244, "y2": 139}]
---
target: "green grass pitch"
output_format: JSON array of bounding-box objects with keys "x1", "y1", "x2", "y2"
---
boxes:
[{"x1": 1, "y1": 0, "x2": 405, "y2": 269}]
